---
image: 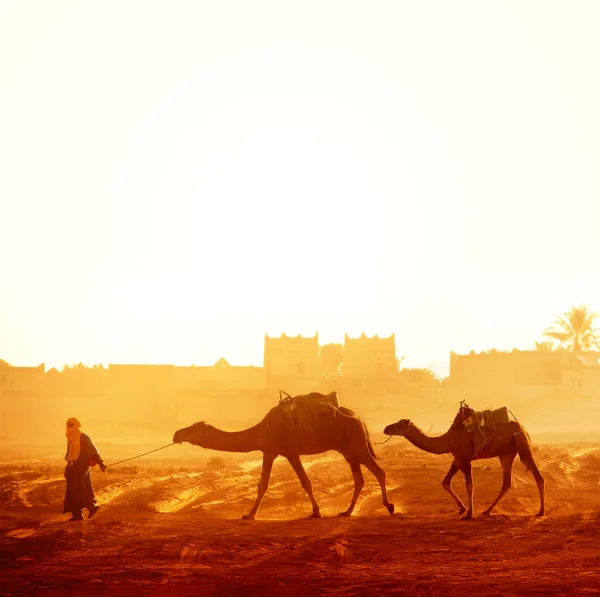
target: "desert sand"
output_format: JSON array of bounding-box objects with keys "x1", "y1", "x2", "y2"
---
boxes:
[{"x1": 1, "y1": 432, "x2": 599, "y2": 596}]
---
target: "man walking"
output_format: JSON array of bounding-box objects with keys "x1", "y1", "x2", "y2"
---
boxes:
[{"x1": 63, "y1": 417, "x2": 107, "y2": 521}]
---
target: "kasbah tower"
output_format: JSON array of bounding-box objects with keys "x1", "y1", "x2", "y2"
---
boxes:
[{"x1": 263, "y1": 332, "x2": 398, "y2": 398}]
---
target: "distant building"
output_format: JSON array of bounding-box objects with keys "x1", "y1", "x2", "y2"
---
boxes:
[
  {"x1": 47, "y1": 365, "x2": 108, "y2": 397},
  {"x1": 0, "y1": 363, "x2": 46, "y2": 438},
  {"x1": 0, "y1": 363, "x2": 46, "y2": 395},
  {"x1": 174, "y1": 359, "x2": 265, "y2": 392},
  {"x1": 264, "y1": 333, "x2": 321, "y2": 394},
  {"x1": 342, "y1": 333, "x2": 397, "y2": 391},
  {"x1": 449, "y1": 349, "x2": 600, "y2": 402},
  {"x1": 0, "y1": 331, "x2": 411, "y2": 425}
]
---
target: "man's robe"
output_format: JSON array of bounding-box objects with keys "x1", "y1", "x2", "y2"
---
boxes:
[{"x1": 63, "y1": 433, "x2": 101, "y2": 514}]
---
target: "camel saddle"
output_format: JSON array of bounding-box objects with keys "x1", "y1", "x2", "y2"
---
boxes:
[
  {"x1": 279, "y1": 391, "x2": 340, "y2": 432},
  {"x1": 462, "y1": 406, "x2": 511, "y2": 455}
]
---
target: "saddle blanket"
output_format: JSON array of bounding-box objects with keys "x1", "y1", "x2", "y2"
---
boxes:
[
  {"x1": 280, "y1": 392, "x2": 340, "y2": 431},
  {"x1": 464, "y1": 407, "x2": 511, "y2": 454}
]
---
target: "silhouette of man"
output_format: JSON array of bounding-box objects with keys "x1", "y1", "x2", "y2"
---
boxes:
[{"x1": 63, "y1": 417, "x2": 107, "y2": 521}]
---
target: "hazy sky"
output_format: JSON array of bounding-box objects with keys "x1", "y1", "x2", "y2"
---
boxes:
[{"x1": 1, "y1": 1, "x2": 599, "y2": 371}]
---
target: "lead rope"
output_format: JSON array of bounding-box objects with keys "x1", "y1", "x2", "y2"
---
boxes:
[
  {"x1": 374, "y1": 423, "x2": 399, "y2": 445},
  {"x1": 104, "y1": 443, "x2": 176, "y2": 468}
]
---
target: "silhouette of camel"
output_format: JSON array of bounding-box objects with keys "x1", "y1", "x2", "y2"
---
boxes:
[
  {"x1": 173, "y1": 404, "x2": 395, "y2": 520},
  {"x1": 383, "y1": 414, "x2": 545, "y2": 519}
]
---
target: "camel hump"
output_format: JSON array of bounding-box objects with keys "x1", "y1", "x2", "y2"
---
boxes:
[
  {"x1": 463, "y1": 406, "x2": 511, "y2": 430},
  {"x1": 483, "y1": 406, "x2": 511, "y2": 427},
  {"x1": 463, "y1": 405, "x2": 513, "y2": 456},
  {"x1": 304, "y1": 391, "x2": 340, "y2": 409},
  {"x1": 278, "y1": 391, "x2": 341, "y2": 432}
]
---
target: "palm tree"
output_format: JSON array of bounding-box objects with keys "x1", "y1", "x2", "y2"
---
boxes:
[{"x1": 543, "y1": 305, "x2": 600, "y2": 352}]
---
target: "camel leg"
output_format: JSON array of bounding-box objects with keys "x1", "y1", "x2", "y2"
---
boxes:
[
  {"x1": 242, "y1": 452, "x2": 276, "y2": 520},
  {"x1": 286, "y1": 454, "x2": 322, "y2": 518},
  {"x1": 461, "y1": 461, "x2": 474, "y2": 520},
  {"x1": 338, "y1": 460, "x2": 365, "y2": 517},
  {"x1": 483, "y1": 452, "x2": 516, "y2": 516},
  {"x1": 522, "y1": 455, "x2": 545, "y2": 516},
  {"x1": 516, "y1": 433, "x2": 546, "y2": 516},
  {"x1": 532, "y1": 465, "x2": 545, "y2": 516},
  {"x1": 442, "y1": 461, "x2": 467, "y2": 516},
  {"x1": 362, "y1": 457, "x2": 395, "y2": 516}
]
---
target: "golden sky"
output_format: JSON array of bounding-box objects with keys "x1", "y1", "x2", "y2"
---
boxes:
[{"x1": 1, "y1": 1, "x2": 599, "y2": 371}]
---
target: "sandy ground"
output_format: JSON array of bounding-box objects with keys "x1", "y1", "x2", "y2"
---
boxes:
[{"x1": 1, "y1": 439, "x2": 599, "y2": 596}]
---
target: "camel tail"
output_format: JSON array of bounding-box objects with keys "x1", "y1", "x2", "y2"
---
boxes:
[
  {"x1": 514, "y1": 423, "x2": 546, "y2": 516},
  {"x1": 515, "y1": 426, "x2": 536, "y2": 474},
  {"x1": 362, "y1": 422, "x2": 379, "y2": 460},
  {"x1": 355, "y1": 418, "x2": 379, "y2": 460},
  {"x1": 367, "y1": 433, "x2": 378, "y2": 460}
]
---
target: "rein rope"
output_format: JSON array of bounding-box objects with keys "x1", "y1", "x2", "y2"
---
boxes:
[
  {"x1": 374, "y1": 422, "x2": 400, "y2": 445},
  {"x1": 104, "y1": 443, "x2": 176, "y2": 468}
]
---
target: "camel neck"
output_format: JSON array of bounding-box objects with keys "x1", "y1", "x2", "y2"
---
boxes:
[
  {"x1": 198, "y1": 422, "x2": 265, "y2": 453},
  {"x1": 404, "y1": 425, "x2": 450, "y2": 455}
]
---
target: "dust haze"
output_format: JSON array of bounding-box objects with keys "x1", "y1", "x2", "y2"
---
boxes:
[
  {"x1": 2, "y1": 334, "x2": 600, "y2": 595},
  {"x1": 2, "y1": 1, "x2": 600, "y2": 594}
]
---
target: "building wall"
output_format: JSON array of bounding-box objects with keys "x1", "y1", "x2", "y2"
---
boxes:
[
  {"x1": 0, "y1": 364, "x2": 46, "y2": 395},
  {"x1": 342, "y1": 333, "x2": 397, "y2": 390},
  {"x1": 579, "y1": 366, "x2": 600, "y2": 397},
  {"x1": 175, "y1": 362, "x2": 265, "y2": 391},
  {"x1": 46, "y1": 366, "x2": 109, "y2": 397},
  {"x1": 343, "y1": 333, "x2": 396, "y2": 377},
  {"x1": 449, "y1": 351, "x2": 516, "y2": 401},
  {"x1": 263, "y1": 333, "x2": 321, "y2": 393},
  {"x1": 450, "y1": 350, "x2": 600, "y2": 402}
]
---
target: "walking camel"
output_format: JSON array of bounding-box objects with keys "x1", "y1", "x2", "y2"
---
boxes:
[
  {"x1": 383, "y1": 411, "x2": 545, "y2": 519},
  {"x1": 173, "y1": 401, "x2": 395, "y2": 520}
]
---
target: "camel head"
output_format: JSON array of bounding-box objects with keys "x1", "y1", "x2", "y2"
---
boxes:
[
  {"x1": 173, "y1": 421, "x2": 208, "y2": 445},
  {"x1": 383, "y1": 419, "x2": 412, "y2": 437}
]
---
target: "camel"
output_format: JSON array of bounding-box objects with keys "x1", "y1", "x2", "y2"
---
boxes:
[
  {"x1": 173, "y1": 401, "x2": 395, "y2": 520},
  {"x1": 383, "y1": 411, "x2": 545, "y2": 519}
]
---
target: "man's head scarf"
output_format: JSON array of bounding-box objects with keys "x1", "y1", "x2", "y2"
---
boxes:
[{"x1": 65, "y1": 418, "x2": 82, "y2": 462}]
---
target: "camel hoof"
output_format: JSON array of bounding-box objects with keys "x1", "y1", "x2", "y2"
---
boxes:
[
  {"x1": 482, "y1": 510, "x2": 492, "y2": 517},
  {"x1": 458, "y1": 505, "x2": 467, "y2": 516},
  {"x1": 338, "y1": 511, "x2": 352, "y2": 518},
  {"x1": 242, "y1": 513, "x2": 256, "y2": 521},
  {"x1": 461, "y1": 513, "x2": 474, "y2": 521},
  {"x1": 535, "y1": 511, "x2": 545, "y2": 517},
  {"x1": 308, "y1": 512, "x2": 322, "y2": 519},
  {"x1": 386, "y1": 503, "x2": 395, "y2": 516}
]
